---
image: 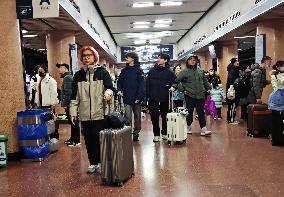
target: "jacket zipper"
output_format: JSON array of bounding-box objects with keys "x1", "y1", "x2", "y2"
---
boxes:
[{"x1": 89, "y1": 71, "x2": 92, "y2": 120}]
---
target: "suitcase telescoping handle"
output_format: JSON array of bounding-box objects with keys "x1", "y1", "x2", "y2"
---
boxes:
[{"x1": 168, "y1": 91, "x2": 174, "y2": 112}]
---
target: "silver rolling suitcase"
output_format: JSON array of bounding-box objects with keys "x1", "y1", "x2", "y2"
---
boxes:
[
  {"x1": 167, "y1": 93, "x2": 188, "y2": 144},
  {"x1": 100, "y1": 126, "x2": 134, "y2": 186}
]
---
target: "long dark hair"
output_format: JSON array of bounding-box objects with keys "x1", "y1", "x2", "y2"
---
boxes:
[{"x1": 212, "y1": 77, "x2": 219, "y2": 89}]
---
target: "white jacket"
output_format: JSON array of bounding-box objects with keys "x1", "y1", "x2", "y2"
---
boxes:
[
  {"x1": 271, "y1": 71, "x2": 284, "y2": 90},
  {"x1": 34, "y1": 74, "x2": 59, "y2": 107}
]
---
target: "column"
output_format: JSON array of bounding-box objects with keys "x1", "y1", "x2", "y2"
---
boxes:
[
  {"x1": 46, "y1": 31, "x2": 75, "y2": 88},
  {"x1": 0, "y1": 0, "x2": 26, "y2": 153}
]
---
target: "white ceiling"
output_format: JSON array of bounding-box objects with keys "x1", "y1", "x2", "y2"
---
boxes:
[{"x1": 96, "y1": 0, "x2": 219, "y2": 46}]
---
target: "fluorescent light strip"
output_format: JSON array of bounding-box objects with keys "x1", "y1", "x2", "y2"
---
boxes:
[
  {"x1": 132, "y1": 2, "x2": 154, "y2": 8},
  {"x1": 155, "y1": 19, "x2": 173, "y2": 24},
  {"x1": 149, "y1": 39, "x2": 161, "y2": 44},
  {"x1": 160, "y1": 1, "x2": 183, "y2": 6},
  {"x1": 133, "y1": 25, "x2": 150, "y2": 29},
  {"x1": 154, "y1": 24, "x2": 170, "y2": 28},
  {"x1": 134, "y1": 40, "x2": 146, "y2": 44},
  {"x1": 133, "y1": 21, "x2": 151, "y2": 25},
  {"x1": 23, "y1": 35, "x2": 38, "y2": 38},
  {"x1": 234, "y1": 36, "x2": 256, "y2": 39}
]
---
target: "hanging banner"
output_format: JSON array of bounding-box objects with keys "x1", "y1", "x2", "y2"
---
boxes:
[
  {"x1": 69, "y1": 44, "x2": 78, "y2": 75},
  {"x1": 121, "y1": 45, "x2": 174, "y2": 62},
  {"x1": 16, "y1": 0, "x2": 59, "y2": 19}
]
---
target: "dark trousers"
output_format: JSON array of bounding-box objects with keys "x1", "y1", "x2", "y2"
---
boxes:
[
  {"x1": 240, "y1": 104, "x2": 248, "y2": 120},
  {"x1": 81, "y1": 120, "x2": 106, "y2": 165},
  {"x1": 217, "y1": 108, "x2": 222, "y2": 118},
  {"x1": 149, "y1": 100, "x2": 169, "y2": 136},
  {"x1": 173, "y1": 100, "x2": 184, "y2": 108},
  {"x1": 124, "y1": 104, "x2": 141, "y2": 137},
  {"x1": 227, "y1": 99, "x2": 238, "y2": 123},
  {"x1": 185, "y1": 96, "x2": 206, "y2": 129},
  {"x1": 65, "y1": 107, "x2": 80, "y2": 143}
]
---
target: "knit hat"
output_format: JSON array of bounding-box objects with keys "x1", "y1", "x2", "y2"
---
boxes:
[{"x1": 80, "y1": 46, "x2": 99, "y2": 64}]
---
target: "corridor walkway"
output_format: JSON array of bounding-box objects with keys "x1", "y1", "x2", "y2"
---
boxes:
[{"x1": 1, "y1": 114, "x2": 283, "y2": 196}]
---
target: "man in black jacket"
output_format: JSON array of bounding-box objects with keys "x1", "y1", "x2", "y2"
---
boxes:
[
  {"x1": 146, "y1": 53, "x2": 176, "y2": 142},
  {"x1": 117, "y1": 52, "x2": 145, "y2": 141},
  {"x1": 57, "y1": 63, "x2": 80, "y2": 146}
]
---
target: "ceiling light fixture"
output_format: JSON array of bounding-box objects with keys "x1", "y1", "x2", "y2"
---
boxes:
[
  {"x1": 155, "y1": 19, "x2": 173, "y2": 24},
  {"x1": 133, "y1": 25, "x2": 150, "y2": 29},
  {"x1": 23, "y1": 35, "x2": 38, "y2": 38},
  {"x1": 234, "y1": 36, "x2": 256, "y2": 39},
  {"x1": 154, "y1": 24, "x2": 170, "y2": 28},
  {"x1": 160, "y1": 1, "x2": 183, "y2": 6},
  {"x1": 133, "y1": 21, "x2": 151, "y2": 25},
  {"x1": 132, "y1": 2, "x2": 154, "y2": 8},
  {"x1": 134, "y1": 40, "x2": 146, "y2": 45},
  {"x1": 22, "y1": 29, "x2": 28, "y2": 34},
  {"x1": 149, "y1": 39, "x2": 161, "y2": 44}
]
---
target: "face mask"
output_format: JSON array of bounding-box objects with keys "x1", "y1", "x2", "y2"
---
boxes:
[
  {"x1": 278, "y1": 67, "x2": 284, "y2": 72},
  {"x1": 39, "y1": 72, "x2": 46, "y2": 77}
]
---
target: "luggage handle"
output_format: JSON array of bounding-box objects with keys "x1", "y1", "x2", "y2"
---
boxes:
[{"x1": 168, "y1": 92, "x2": 174, "y2": 112}]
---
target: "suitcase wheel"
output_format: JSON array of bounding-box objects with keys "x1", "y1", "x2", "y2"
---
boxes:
[
  {"x1": 117, "y1": 182, "x2": 123, "y2": 187},
  {"x1": 183, "y1": 139, "x2": 186, "y2": 143},
  {"x1": 131, "y1": 172, "x2": 135, "y2": 177}
]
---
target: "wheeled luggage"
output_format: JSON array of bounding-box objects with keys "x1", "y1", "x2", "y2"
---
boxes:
[
  {"x1": 167, "y1": 93, "x2": 188, "y2": 144},
  {"x1": 271, "y1": 110, "x2": 284, "y2": 146},
  {"x1": 247, "y1": 104, "x2": 272, "y2": 137},
  {"x1": 100, "y1": 126, "x2": 134, "y2": 186}
]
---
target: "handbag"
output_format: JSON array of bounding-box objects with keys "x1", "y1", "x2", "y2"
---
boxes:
[
  {"x1": 105, "y1": 96, "x2": 126, "y2": 129},
  {"x1": 227, "y1": 85, "x2": 235, "y2": 100}
]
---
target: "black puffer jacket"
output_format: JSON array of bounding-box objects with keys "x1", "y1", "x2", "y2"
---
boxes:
[{"x1": 146, "y1": 64, "x2": 176, "y2": 102}]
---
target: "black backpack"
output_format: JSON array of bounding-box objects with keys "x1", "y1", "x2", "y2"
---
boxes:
[{"x1": 234, "y1": 73, "x2": 251, "y2": 98}]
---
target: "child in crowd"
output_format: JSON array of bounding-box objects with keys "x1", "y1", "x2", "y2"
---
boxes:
[{"x1": 210, "y1": 77, "x2": 225, "y2": 120}]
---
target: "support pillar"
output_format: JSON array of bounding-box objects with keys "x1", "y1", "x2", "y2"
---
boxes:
[{"x1": 0, "y1": 0, "x2": 26, "y2": 153}]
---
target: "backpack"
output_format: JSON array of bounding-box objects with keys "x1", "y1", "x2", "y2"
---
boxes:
[{"x1": 234, "y1": 73, "x2": 251, "y2": 98}]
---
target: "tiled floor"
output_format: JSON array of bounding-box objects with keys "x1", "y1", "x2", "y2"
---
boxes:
[{"x1": 1, "y1": 113, "x2": 284, "y2": 197}]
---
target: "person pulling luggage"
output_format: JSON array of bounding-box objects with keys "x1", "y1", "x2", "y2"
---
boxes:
[{"x1": 69, "y1": 46, "x2": 114, "y2": 174}]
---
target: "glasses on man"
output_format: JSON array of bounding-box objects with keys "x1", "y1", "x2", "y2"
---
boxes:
[{"x1": 82, "y1": 53, "x2": 94, "y2": 58}]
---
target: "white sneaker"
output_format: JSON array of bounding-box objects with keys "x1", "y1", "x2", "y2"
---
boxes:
[
  {"x1": 229, "y1": 121, "x2": 240, "y2": 125},
  {"x1": 87, "y1": 165, "x2": 96, "y2": 174},
  {"x1": 153, "y1": 136, "x2": 161, "y2": 142},
  {"x1": 201, "y1": 127, "x2": 212, "y2": 136},
  {"x1": 187, "y1": 126, "x2": 192, "y2": 134},
  {"x1": 162, "y1": 135, "x2": 167, "y2": 140}
]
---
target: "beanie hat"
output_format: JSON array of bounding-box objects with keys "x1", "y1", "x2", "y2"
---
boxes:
[{"x1": 80, "y1": 46, "x2": 99, "y2": 64}]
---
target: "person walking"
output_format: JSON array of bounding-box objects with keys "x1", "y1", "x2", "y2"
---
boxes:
[{"x1": 117, "y1": 52, "x2": 145, "y2": 141}]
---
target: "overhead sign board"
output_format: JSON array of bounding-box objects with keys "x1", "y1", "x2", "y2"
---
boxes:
[
  {"x1": 121, "y1": 45, "x2": 174, "y2": 62},
  {"x1": 16, "y1": 0, "x2": 59, "y2": 19}
]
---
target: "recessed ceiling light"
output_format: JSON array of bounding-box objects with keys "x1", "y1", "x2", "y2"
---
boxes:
[
  {"x1": 133, "y1": 21, "x2": 151, "y2": 25},
  {"x1": 132, "y1": 2, "x2": 154, "y2": 8},
  {"x1": 134, "y1": 40, "x2": 146, "y2": 45},
  {"x1": 155, "y1": 19, "x2": 173, "y2": 24},
  {"x1": 38, "y1": 49, "x2": 46, "y2": 51},
  {"x1": 22, "y1": 29, "x2": 28, "y2": 34},
  {"x1": 133, "y1": 25, "x2": 150, "y2": 29},
  {"x1": 160, "y1": 1, "x2": 183, "y2": 6},
  {"x1": 149, "y1": 39, "x2": 161, "y2": 44},
  {"x1": 154, "y1": 24, "x2": 170, "y2": 28},
  {"x1": 23, "y1": 35, "x2": 38, "y2": 38}
]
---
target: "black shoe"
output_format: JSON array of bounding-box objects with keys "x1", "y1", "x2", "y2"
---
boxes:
[{"x1": 133, "y1": 135, "x2": 139, "y2": 142}]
